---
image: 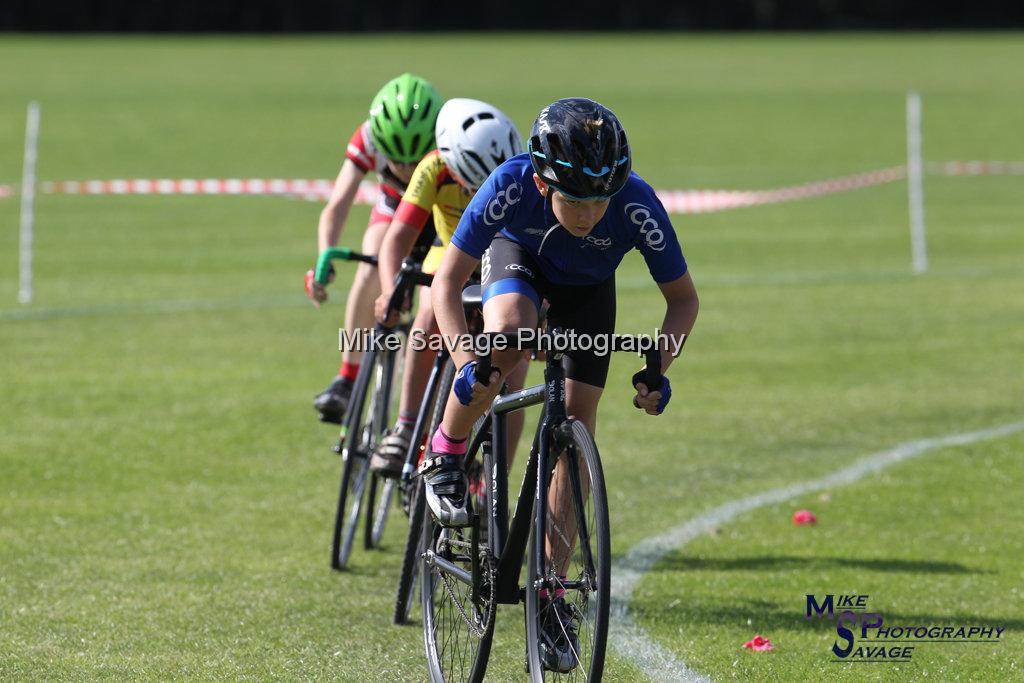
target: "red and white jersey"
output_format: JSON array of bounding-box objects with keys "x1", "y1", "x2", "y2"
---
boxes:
[{"x1": 345, "y1": 121, "x2": 405, "y2": 201}]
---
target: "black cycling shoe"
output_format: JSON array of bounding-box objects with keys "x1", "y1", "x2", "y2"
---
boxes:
[
  {"x1": 540, "y1": 596, "x2": 580, "y2": 673},
  {"x1": 314, "y1": 376, "x2": 352, "y2": 424},
  {"x1": 420, "y1": 450, "x2": 470, "y2": 528},
  {"x1": 370, "y1": 426, "x2": 411, "y2": 478}
]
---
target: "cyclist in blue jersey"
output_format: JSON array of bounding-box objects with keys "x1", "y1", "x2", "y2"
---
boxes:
[{"x1": 421, "y1": 98, "x2": 699, "y2": 671}]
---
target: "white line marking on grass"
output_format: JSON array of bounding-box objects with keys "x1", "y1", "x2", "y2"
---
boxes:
[
  {"x1": 6, "y1": 263, "x2": 1022, "y2": 323},
  {"x1": 0, "y1": 294, "x2": 309, "y2": 321},
  {"x1": 616, "y1": 263, "x2": 1024, "y2": 293},
  {"x1": 610, "y1": 419, "x2": 1024, "y2": 682}
]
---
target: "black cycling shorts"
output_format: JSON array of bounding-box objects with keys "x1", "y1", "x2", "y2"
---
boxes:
[{"x1": 480, "y1": 235, "x2": 616, "y2": 388}]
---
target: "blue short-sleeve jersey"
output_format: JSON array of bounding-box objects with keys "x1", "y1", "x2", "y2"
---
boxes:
[{"x1": 450, "y1": 153, "x2": 688, "y2": 286}]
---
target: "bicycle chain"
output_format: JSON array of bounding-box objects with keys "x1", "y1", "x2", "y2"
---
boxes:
[{"x1": 438, "y1": 538, "x2": 496, "y2": 640}]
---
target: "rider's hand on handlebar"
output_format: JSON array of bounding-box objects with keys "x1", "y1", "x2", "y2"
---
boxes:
[
  {"x1": 374, "y1": 290, "x2": 401, "y2": 326},
  {"x1": 305, "y1": 267, "x2": 332, "y2": 307},
  {"x1": 454, "y1": 361, "x2": 502, "y2": 407},
  {"x1": 632, "y1": 370, "x2": 672, "y2": 416}
]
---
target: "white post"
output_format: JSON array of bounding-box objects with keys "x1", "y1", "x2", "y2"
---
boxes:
[
  {"x1": 19, "y1": 101, "x2": 41, "y2": 304},
  {"x1": 906, "y1": 91, "x2": 928, "y2": 274}
]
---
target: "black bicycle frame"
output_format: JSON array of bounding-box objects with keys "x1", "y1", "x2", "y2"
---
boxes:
[{"x1": 466, "y1": 351, "x2": 566, "y2": 605}]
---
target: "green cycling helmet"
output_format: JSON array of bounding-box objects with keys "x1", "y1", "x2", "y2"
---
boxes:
[{"x1": 368, "y1": 73, "x2": 442, "y2": 164}]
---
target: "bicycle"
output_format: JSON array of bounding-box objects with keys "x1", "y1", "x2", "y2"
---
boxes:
[
  {"x1": 419, "y1": 330, "x2": 663, "y2": 682},
  {"x1": 313, "y1": 248, "x2": 431, "y2": 570}
]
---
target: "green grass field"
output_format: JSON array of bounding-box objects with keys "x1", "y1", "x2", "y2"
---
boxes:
[{"x1": 2, "y1": 34, "x2": 1022, "y2": 681}]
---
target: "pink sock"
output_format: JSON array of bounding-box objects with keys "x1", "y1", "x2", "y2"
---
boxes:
[
  {"x1": 430, "y1": 426, "x2": 468, "y2": 456},
  {"x1": 538, "y1": 586, "x2": 566, "y2": 600}
]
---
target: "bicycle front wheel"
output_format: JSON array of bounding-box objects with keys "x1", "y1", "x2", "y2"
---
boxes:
[
  {"x1": 525, "y1": 418, "x2": 611, "y2": 682},
  {"x1": 330, "y1": 353, "x2": 372, "y2": 570},
  {"x1": 395, "y1": 358, "x2": 455, "y2": 625},
  {"x1": 330, "y1": 345, "x2": 393, "y2": 569},
  {"x1": 366, "y1": 342, "x2": 403, "y2": 549},
  {"x1": 420, "y1": 400, "x2": 494, "y2": 683}
]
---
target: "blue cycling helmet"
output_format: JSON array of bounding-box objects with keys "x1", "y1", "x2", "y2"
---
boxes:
[{"x1": 528, "y1": 97, "x2": 631, "y2": 200}]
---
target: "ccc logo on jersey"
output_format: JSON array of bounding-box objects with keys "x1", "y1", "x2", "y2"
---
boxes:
[
  {"x1": 483, "y1": 182, "x2": 522, "y2": 226},
  {"x1": 584, "y1": 235, "x2": 613, "y2": 249},
  {"x1": 624, "y1": 202, "x2": 666, "y2": 252}
]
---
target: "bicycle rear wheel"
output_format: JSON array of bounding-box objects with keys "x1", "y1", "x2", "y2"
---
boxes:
[
  {"x1": 525, "y1": 418, "x2": 610, "y2": 682},
  {"x1": 421, "y1": 514, "x2": 494, "y2": 683}
]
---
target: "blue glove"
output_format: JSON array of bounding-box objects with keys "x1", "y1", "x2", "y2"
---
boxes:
[
  {"x1": 454, "y1": 361, "x2": 479, "y2": 406},
  {"x1": 631, "y1": 371, "x2": 671, "y2": 414}
]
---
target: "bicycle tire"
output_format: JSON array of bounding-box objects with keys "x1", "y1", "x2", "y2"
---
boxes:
[
  {"x1": 330, "y1": 342, "x2": 391, "y2": 569},
  {"x1": 524, "y1": 418, "x2": 611, "y2": 682},
  {"x1": 366, "y1": 342, "x2": 403, "y2": 549},
  {"x1": 329, "y1": 349, "x2": 375, "y2": 571},
  {"x1": 370, "y1": 476, "x2": 397, "y2": 548},
  {"x1": 394, "y1": 479, "x2": 425, "y2": 625},
  {"x1": 363, "y1": 471, "x2": 380, "y2": 550},
  {"x1": 361, "y1": 347, "x2": 397, "y2": 550},
  {"x1": 394, "y1": 358, "x2": 454, "y2": 625}
]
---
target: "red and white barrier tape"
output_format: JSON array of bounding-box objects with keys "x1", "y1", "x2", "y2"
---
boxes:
[
  {"x1": 927, "y1": 160, "x2": 1024, "y2": 176},
  {"x1": 0, "y1": 161, "x2": 1019, "y2": 215}
]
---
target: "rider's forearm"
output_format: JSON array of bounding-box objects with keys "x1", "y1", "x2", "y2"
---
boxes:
[
  {"x1": 657, "y1": 281, "x2": 699, "y2": 374},
  {"x1": 659, "y1": 300, "x2": 697, "y2": 373},
  {"x1": 432, "y1": 275, "x2": 474, "y2": 369},
  {"x1": 431, "y1": 247, "x2": 481, "y2": 369},
  {"x1": 316, "y1": 161, "x2": 364, "y2": 253},
  {"x1": 378, "y1": 221, "x2": 421, "y2": 293},
  {"x1": 317, "y1": 204, "x2": 350, "y2": 253}
]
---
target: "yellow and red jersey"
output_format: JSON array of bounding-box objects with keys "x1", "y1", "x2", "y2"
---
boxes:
[{"x1": 394, "y1": 150, "x2": 472, "y2": 274}]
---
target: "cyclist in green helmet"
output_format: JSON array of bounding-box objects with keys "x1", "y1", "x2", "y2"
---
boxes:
[{"x1": 305, "y1": 73, "x2": 443, "y2": 424}]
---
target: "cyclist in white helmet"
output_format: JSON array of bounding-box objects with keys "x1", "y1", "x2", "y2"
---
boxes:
[{"x1": 369, "y1": 98, "x2": 528, "y2": 477}]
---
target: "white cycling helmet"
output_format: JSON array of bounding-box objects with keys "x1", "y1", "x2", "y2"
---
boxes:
[{"x1": 435, "y1": 98, "x2": 523, "y2": 191}]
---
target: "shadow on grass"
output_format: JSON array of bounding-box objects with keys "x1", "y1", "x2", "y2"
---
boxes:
[{"x1": 655, "y1": 554, "x2": 987, "y2": 574}]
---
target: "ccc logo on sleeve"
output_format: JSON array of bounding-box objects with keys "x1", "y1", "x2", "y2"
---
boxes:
[
  {"x1": 483, "y1": 182, "x2": 522, "y2": 226},
  {"x1": 624, "y1": 202, "x2": 666, "y2": 252},
  {"x1": 504, "y1": 263, "x2": 534, "y2": 278},
  {"x1": 481, "y1": 248, "x2": 492, "y2": 283}
]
